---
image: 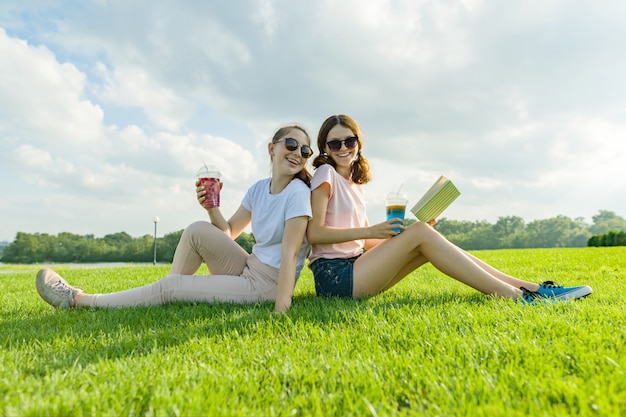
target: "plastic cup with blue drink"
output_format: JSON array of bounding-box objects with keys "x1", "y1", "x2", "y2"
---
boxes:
[{"x1": 385, "y1": 192, "x2": 408, "y2": 233}]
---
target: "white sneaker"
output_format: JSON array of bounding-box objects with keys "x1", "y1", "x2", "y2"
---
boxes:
[{"x1": 36, "y1": 268, "x2": 83, "y2": 309}]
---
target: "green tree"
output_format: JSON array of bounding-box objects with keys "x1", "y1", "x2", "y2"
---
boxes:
[
  {"x1": 53, "y1": 232, "x2": 86, "y2": 262},
  {"x1": 121, "y1": 235, "x2": 153, "y2": 262},
  {"x1": 493, "y1": 216, "x2": 525, "y2": 248},
  {"x1": 523, "y1": 215, "x2": 590, "y2": 248},
  {"x1": 434, "y1": 218, "x2": 480, "y2": 237},
  {"x1": 588, "y1": 230, "x2": 626, "y2": 247},
  {"x1": 103, "y1": 232, "x2": 133, "y2": 248},
  {"x1": 453, "y1": 221, "x2": 497, "y2": 250},
  {"x1": 235, "y1": 232, "x2": 256, "y2": 254},
  {"x1": 589, "y1": 210, "x2": 626, "y2": 235},
  {"x1": 434, "y1": 219, "x2": 497, "y2": 250},
  {"x1": 158, "y1": 230, "x2": 184, "y2": 262},
  {"x1": 2, "y1": 232, "x2": 47, "y2": 263}
]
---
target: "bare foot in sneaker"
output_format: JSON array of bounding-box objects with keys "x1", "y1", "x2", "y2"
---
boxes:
[{"x1": 36, "y1": 268, "x2": 83, "y2": 309}]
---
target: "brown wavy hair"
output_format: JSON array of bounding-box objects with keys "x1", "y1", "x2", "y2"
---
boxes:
[
  {"x1": 313, "y1": 114, "x2": 372, "y2": 184},
  {"x1": 271, "y1": 125, "x2": 312, "y2": 187}
]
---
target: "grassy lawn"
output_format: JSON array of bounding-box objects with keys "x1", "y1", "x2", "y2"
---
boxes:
[{"x1": 1, "y1": 247, "x2": 625, "y2": 416}]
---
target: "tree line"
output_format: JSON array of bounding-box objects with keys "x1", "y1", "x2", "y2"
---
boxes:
[
  {"x1": 1, "y1": 210, "x2": 624, "y2": 263},
  {"x1": 588, "y1": 230, "x2": 626, "y2": 247},
  {"x1": 428, "y1": 210, "x2": 626, "y2": 250},
  {"x1": 0, "y1": 230, "x2": 256, "y2": 264}
]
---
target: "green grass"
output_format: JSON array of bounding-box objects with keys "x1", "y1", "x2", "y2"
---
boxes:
[{"x1": 1, "y1": 247, "x2": 625, "y2": 416}]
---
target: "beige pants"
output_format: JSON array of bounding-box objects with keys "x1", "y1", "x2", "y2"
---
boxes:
[{"x1": 77, "y1": 221, "x2": 279, "y2": 308}]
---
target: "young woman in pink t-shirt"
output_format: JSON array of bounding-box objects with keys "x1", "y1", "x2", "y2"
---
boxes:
[{"x1": 307, "y1": 114, "x2": 592, "y2": 304}]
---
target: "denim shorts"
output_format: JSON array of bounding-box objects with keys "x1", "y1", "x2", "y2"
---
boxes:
[{"x1": 310, "y1": 256, "x2": 360, "y2": 298}]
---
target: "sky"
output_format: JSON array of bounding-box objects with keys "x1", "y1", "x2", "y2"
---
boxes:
[{"x1": 1, "y1": 0, "x2": 625, "y2": 243}]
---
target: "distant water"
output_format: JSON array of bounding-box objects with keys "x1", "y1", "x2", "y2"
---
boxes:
[{"x1": 0, "y1": 262, "x2": 163, "y2": 274}]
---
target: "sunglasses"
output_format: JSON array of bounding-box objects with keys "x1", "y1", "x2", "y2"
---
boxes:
[
  {"x1": 276, "y1": 137, "x2": 313, "y2": 159},
  {"x1": 326, "y1": 136, "x2": 359, "y2": 152}
]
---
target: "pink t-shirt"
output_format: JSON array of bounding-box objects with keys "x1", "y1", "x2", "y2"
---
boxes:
[{"x1": 309, "y1": 164, "x2": 368, "y2": 263}]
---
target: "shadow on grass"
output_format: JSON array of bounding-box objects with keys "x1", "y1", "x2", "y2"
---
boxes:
[{"x1": 1, "y1": 290, "x2": 488, "y2": 374}]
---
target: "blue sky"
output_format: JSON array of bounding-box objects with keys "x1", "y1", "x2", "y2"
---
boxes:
[{"x1": 1, "y1": 0, "x2": 625, "y2": 242}]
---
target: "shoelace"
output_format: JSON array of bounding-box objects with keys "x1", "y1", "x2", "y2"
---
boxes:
[
  {"x1": 521, "y1": 287, "x2": 542, "y2": 301},
  {"x1": 50, "y1": 279, "x2": 76, "y2": 297},
  {"x1": 540, "y1": 281, "x2": 563, "y2": 289}
]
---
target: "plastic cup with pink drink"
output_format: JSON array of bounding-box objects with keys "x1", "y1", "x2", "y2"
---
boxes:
[{"x1": 197, "y1": 165, "x2": 222, "y2": 208}]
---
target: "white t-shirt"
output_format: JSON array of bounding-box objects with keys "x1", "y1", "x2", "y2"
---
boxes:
[
  {"x1": 242, "y1": 177, "x2": 311, "y2": 279},
  {"x1": 308, "y1": 164, "x2": 368, "y2": 263}
]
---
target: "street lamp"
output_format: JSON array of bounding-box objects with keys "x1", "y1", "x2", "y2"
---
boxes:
[{"x1": 152, "y1": 216, "x2": 159, "y2": 265}]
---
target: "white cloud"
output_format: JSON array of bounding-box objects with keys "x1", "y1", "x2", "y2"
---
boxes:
[
  {"x1": 94, "y1": 63, "x2": 194, "y2": 131},
  {"x1": 0, "y1": 22, "x2": 263, "y2": 241},
  {"x1": 0, "y1": 28, "x2": 105, "y2": 152},
  {"x1": 253, "y1": 0, "x2": 277, "y2": 38},
  {"x1": 1, "y1": 0, "x2": 626, "y2": 242}
]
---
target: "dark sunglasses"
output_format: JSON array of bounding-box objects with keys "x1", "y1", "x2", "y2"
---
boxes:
[
  {"x1": 326, "y1": 136, "x2": 359, "y2": 152},
  {"x1": 276, "y1": 137, "x2": 313, "y2": 158}
]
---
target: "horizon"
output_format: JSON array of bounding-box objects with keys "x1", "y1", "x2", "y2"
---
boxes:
[{"x1": 1, "y1": 208, "x2": 621, "y2": 243}]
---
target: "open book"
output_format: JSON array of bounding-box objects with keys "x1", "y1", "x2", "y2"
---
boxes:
[{"x1": 410, "y1": 176, "x2": 460, "y2": 222}]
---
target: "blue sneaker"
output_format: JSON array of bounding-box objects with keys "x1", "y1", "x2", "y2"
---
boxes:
[
  {"x1": 518, "y1": 287, "x2": 551, "y2": 304},
  {"x1": 537, "y1": 281, "x2": 592, "y2": 300}
]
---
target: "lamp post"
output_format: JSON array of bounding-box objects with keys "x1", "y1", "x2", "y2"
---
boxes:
[{"x1": 152, "y1": 216, "x2": 159, "y2": 265}]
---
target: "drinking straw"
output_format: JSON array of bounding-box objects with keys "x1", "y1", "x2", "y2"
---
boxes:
[{"x1": 397, "y1": 183, "x2": 404, "y2": 197}]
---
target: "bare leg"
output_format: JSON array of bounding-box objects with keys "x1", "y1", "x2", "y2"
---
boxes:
[
  {"x1": 353, "y1": 222, "x2": 525, "y2": 299},
  {"x1": 464, "y1": 251, "x2": 539, "y2": 291},
  {"x1": 380, "y1": 253, "x2": 428, "y2": 291}
]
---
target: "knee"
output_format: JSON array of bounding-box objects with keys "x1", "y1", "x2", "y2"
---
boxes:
[
  {"x1": 405, "y1": 221, "x2": 439, "y2": 241},
  {"x1": 157, "y1": 274, "x2": 182, "y2": 303},
  {"x1": 180, "y1": 221, "x2": 220, "y2": 245},
  {"x1": 184, "y1": 220, "x2": 212, "y2": 235},
  {"x1": 407, "y1": 221, "x2": 431, "y2": 234},
  {"x1": 158, "y1": 274, "x2": 178, "y2": 287},
  {"x1": 183, "y1": 220, "x2": 217, "y2": 237}
]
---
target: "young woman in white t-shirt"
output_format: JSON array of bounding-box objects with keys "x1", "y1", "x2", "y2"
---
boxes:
[
  {"x1": 307, "y1": 114, "x2": 592, "y2": 304},
  {"x1": 36, "y1": 125, "x2": 313, "y2": 313}
]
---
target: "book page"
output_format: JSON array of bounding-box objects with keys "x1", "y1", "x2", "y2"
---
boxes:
[
  {"x1": 411, "y1": 176, "x2": 449, "y2": 210},
  {"x1": 410, "y1": 176, "x2": 460, "y2": 222}
]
